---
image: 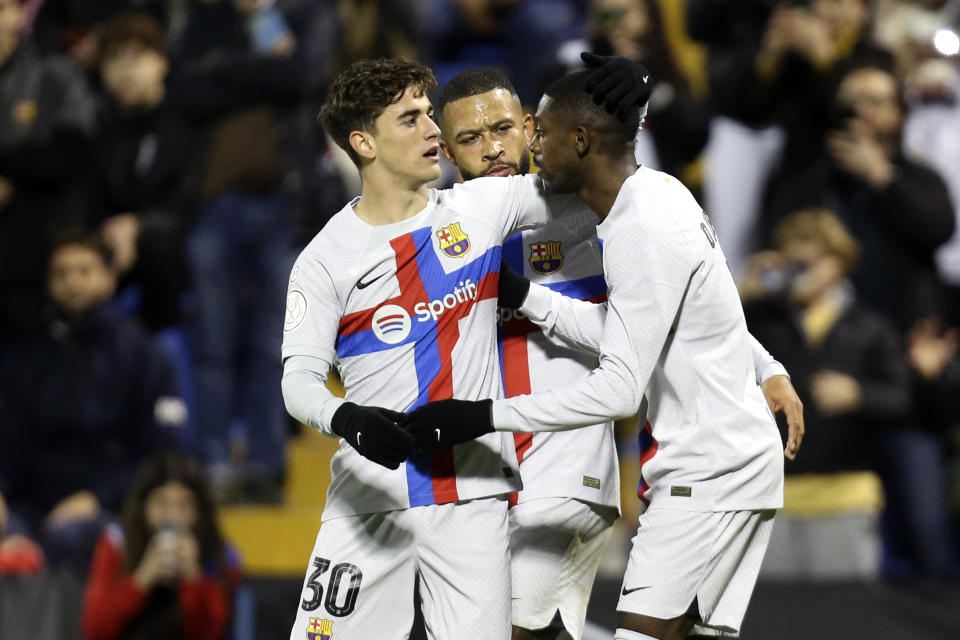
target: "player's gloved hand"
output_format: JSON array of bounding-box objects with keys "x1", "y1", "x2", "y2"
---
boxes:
[
  {"x1": 405, "y1": 399, "x2": 494, "y2": 451},
  {"x1": 581, "y1": 52, "x2": 653, "y2": 119},
  {"x1": 498, "y1": 259, "x2": 530, "y2": 310},
  {"x1": 331, "y1": 402, "x2": 415, "y2": 469}
]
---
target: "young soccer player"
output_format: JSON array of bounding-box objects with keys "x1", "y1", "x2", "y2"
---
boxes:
[{"x1": 279, "y1": 57, "x2": 644, "y2": 640}]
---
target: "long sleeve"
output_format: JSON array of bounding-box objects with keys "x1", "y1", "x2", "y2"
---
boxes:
[
  {"x1": 521, "y1": 282, "x2": 788, "y2": 384},
  {"x1": 281, "y1": 357, "x2": 344, "y2": 437},
  {"x1": 281, "y1": 252, "x2": 346, "y2": 436},
  {"x1": 83, "y1": 533, "x2": 149, "y2": 640},
  {"x1": 520, "y1": 282, "x2": 607, "y2": 354},
  {"x1": 870, "y1": 160, "x2": 956, "y2": 253},
  {"x1": 749, "y1": 332, "x2": 788, "y2": 383},
  {"x1": 493, "y1": 208, "x2": 692, "y2": 432}
]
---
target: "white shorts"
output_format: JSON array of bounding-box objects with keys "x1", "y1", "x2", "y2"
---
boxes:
[
  {"x1": 510, "y1": 497, "x2": 618, "y2": 638},
  {"x1": 288, "y1": 497, "x2": 511, "y2": 640},
  {"x1": 617, "y1": 508, "x2": 775, "y2": 636}
]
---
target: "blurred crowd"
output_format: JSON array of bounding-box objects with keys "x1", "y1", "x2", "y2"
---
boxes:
[{"x1": 0, "y1": 0, "x2": 958, "y2": 638}]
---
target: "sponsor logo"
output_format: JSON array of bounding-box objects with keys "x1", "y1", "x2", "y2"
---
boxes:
[
  {"x1": 436, "y1": 222, "x2": 471, "y2": 258},
  {"x1": 371, "y1": 304, "x2": 412, "y2": 344},
  {"x1": 285, "y1": 291, "x2": 308, "y2": 331},
  {"x1": 529, "y1": 241, "x2": 563, "y2": 274},
  {"x1": 497, "y1": 306, "x2": 528, "y2": 325},
  {"x1": 370, "y1": 280, "x2": 480, "y2": 344},
  {"x1": 306, "y1": 617, "x2": 333, "y2": 640},
  {"x1": 621, "y1": 585, "x2": 651, "y2": 596}
]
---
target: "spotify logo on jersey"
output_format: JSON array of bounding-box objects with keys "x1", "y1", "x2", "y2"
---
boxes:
[{"x1": 372, "y1": 304, "x2": 412, "y2": 344}]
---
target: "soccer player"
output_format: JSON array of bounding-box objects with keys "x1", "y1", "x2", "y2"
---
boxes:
[
  {"x1": 435, "y1": 69, "x2": 803, "y2": 640},
  {"x1": 279, "y1": 57, "x2": 638, "y2": 640},
  {"x1": 407, "y1": 70, "x2": 804, "y2": 640}
]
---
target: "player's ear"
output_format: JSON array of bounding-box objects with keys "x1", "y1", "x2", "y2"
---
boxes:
[
  {"x1": 523, "y1": 113, "x2": 535, "y2": 143},
  {"x1": 439, "y1": 139, "x2": 457, "y2": 166},
  {"x1": 349, "y1": 130, "x2": 376, "y2": 161},
  {"x1": 573, "y1": 125, "x2": 590, "y2": 158}
]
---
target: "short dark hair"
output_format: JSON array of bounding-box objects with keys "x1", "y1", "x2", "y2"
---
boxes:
[
  {"x1": 97, "y1": 12, "x2": 166, "y2": 67},
  {"x1": 319, "y1": 58, "x2": 437, "y2": 166},
  {"x1": 49, "y1": 229, "x2": 114, "y2": 268},
  {"x1": 437, "y1": 68, "x2": 518, "y2": 115},
  {"x1": 543, "y1": 70, "x2": 639, "y2": 157}
]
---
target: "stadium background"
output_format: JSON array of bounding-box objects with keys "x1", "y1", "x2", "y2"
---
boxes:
[{"x1": 0, "y1": 0, "x2": 959, "y2": 638}]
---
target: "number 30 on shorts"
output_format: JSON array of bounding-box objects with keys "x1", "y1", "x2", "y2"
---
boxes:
[{"x1": 300, "y1": 556, "x2": 363, "y2": 617}]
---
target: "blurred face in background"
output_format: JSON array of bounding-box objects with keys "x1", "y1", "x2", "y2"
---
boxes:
[
  {"x1": 48, "y1": 245, "x2": 117, "y2": 317},
  {"x1": 440, "y1": 88, "x2": 533, "y2": 181},
  {"x1": 0, "y1": 0, "x2": 22, "y2": 61},
  {"x1": 780, "y1": 238, "x2": 845, "y2": 306},
  {"x1": 145, "y1": 481, "x2": 198, "y2": 533},
  {"x1": 100, "y1": 42, "x2": 169, "y2": 109},
  {"x1": 835, "y1": 68, "x2": 902, "y2": 143},
  {"x1": 590, "y1": 0, "x2": 649, "y2": 58},
  {"x1": 810, "y1": 0, "x2": 868, "y2": 38}
]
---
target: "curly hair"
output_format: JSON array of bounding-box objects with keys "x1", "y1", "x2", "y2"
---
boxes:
[{"x1": 319, "y1": 58, "x2": 437, "y2": 166}]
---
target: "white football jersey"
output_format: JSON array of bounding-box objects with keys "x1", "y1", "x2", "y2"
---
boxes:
[
  {"x1": 493, "y1": 167, "x2": 784, "y2": 512},
  {"x1": 282, "y1": 175, "x2": 578, "y2": 520},
  {"x1": 498, "y1": 210, "x2": 620, "y2": 510}
]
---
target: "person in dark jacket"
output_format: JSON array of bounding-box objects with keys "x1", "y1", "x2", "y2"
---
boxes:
[
  {"x1": 167, "y1": 0, "x2": 337, "y2": 502},
  {"x1": 0, "y1": 231, "x2": 186, "y2": 576},
  {"x1": 92, "y1": 12, "x2": 196, "y2": 331},
  {"x1": 765, "y1": 56, "x2": 956, "y2": 332},
  {"x1": 743, "y1": 208, "x2": 911, "y2": 579},
  {"x1": 0, "y1": 0, "x2": 96, "y2": 344}
]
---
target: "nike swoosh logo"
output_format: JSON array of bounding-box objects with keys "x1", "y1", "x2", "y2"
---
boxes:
[
  {"x1": 356, "y1": 272, "x2": 388, "y2": 289},
  {"x1": 356, "y1": 432, "x2": 362, "y2": 447},
  {"x1": 435, "y1": 428, "x2": 441, "y2": 442},
  {"x1": 621, "y1": 585, "x2": 651, "y2": 596}
]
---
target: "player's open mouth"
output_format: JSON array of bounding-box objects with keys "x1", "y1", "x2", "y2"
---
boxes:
[
  {"x1": 423, "y1": 147, "x2": 440, "y2": 160},
  {"x1": 485, "y1": 165, "x2": 513, "y2": 177}
]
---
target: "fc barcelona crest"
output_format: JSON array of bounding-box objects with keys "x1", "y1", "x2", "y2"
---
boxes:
[
  {"x1": 436, "y1": 222, "x2": 471, "y2": 258},
  {"x1": 529, "y1": 241, "x2": 563, "y2": 274},
  {"x1": 306, "y1": 617, "x2": 333, "y2": 640}
]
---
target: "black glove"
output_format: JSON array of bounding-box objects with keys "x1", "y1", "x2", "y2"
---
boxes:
[
  {"x1": 331, "y1": 402, "x2": 415, "y2": 469},
  {"x1": 405, "y1": 399, "x2": 493, "y2": 451},
  {"x1": 581, "y1": 52, "x2": 652, "y2": 119},
  {"x1": 498, "y1": 259, "x2": 530, "y2": 310}
]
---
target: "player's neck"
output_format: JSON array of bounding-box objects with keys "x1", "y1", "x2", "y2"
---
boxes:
[
  {"x1": 354, "y1": 171, "x2": 431, "y2": 225},
  {"x1": 578, "y1": 157, "x2": 638, "y2": 220}
]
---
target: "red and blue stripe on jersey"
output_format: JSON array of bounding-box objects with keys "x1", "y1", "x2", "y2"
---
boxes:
[
  {"x1": 336, "y1": 226, "x2": 499, "y2": 507},
  {"x1": 497, "y1": 233, "x2": 607, "y2": 506}
]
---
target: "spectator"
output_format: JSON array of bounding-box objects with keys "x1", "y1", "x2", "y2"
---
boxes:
[
  {"x1": 881, "y1": 313, "x2": 960, "y2": 580},
  {"x1": 168, "y1": 0, "x2": 315, "y2": 502},
  {"x1": 686, "y1": 0, "x2": 877, "y2": 275},
  {"x1": 0, "y1": 490, "x2": 44, "y2": 576},
  {"x1": 0, "y1": 231, "x2": 186, "y2": 576},
  {"x1": 743, "y1": 208, "x2": 911, "y2": 580},
  {"x1": 581, "y1": 0, "x2": 710, "y2": 177},
  {"x1": 765, "y1": 54, "x2": 955, "y2": 332},
  {"x1": 426, "y1": 0, "x2": 587, "y2": 105},
  {"x1": 92, "y1": 12, "x2": 196, "y2": 331},
  {"x1": 83, "y1": 451, "x2": 241, "y2": 640},
  {"x1": 0, "y1": 0, "x2": 96, "y2": 344},
  {"x1": 30, "y1": 0, "x2": 171, "y2": 71}
]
